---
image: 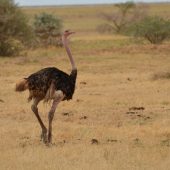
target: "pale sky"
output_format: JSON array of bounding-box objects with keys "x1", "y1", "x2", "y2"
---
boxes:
[{"x1": 14, "y1": 0, "x2": 170, "y2": 6}]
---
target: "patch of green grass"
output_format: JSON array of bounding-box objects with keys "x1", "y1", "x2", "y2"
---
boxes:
[
  {"x1": 161, "y1": 138, "x2": 170, "y2": 147},
  {"x1": 72, "y1": 38, "x2": 132, "y2": 53},
  {"x1": 161, "y1": 101, "x2": 170, "y2": 106}
]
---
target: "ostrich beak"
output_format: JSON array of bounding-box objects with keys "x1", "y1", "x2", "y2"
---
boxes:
[
  {"x1": 63, "y1": 30, "x2": 75, "y2": 37},
  {"x1": 69, "y1": 31, "x2": 75, "y2": 35}
]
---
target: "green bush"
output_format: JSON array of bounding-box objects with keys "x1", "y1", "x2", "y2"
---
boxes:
[
  {"x1": 128, "y1": 16, "x2": 170, "y2": 44},
  {"x1": 0, "y1": 0, "x2": 34, "y2": 56},
  {"x1": 0, "y1": 39, "x2": 24, "y2": 56},
  {"x1": 34, "y1": 13, "x2": 63, "y2": 46}
]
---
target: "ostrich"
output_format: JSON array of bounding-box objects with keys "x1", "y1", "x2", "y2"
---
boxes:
[{"x1": 15, "y1": 30, "x2": 77, "y2": 144}]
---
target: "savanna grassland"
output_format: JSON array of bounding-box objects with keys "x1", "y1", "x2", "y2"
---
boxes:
[{"x1": 1, "y1": 3, "x2": 170, "y2": 170}]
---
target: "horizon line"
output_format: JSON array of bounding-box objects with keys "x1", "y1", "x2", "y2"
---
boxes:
[{"x1": 17, "y1": 1, "x2": 170, "y2": 7}]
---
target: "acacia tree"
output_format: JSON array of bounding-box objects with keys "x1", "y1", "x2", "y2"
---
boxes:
[
  {"x1": 0, "y1": 0, "x2": 34, "y2": 56},
  {"x1": 34, "y1": 13, "x2": 63, "y2": 46},
  {"x1": 97, "y1": 2, "x2": 148, "y2": 34}
]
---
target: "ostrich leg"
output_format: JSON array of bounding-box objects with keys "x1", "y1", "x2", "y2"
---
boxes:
[
  {"x1": 31, "y1": 98, "x2": 47, "y2": 143},
  {"x1": 48, "y1": 91, "x2": 64, "y2": 143}
]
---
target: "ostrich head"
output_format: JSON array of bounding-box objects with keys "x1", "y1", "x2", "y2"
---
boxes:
[{"x1": 63, "y1": 30, "x2": 75, "y2": 38}]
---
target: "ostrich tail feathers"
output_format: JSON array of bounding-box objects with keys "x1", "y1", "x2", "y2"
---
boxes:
[{"x1": 15, "y1": 79, "x2": 28, "y2": 92}]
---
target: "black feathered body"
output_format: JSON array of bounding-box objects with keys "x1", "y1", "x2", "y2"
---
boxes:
[{"x1": 26, "y1": 67, "x2": 77, "y2": 101}]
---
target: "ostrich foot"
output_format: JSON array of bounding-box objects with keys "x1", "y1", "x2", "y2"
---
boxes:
[
  {"x1": 48, "y1": 132, "x2": 52, "y2": 143},
  {"x1": 40, "y1": 129, "x2": 47, "y2": 144}
]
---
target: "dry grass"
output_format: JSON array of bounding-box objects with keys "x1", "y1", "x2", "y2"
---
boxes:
[{"x1": 1, "y1": 3, "x2": 170, "y2": 170}]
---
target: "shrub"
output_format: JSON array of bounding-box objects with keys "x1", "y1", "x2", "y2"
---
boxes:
[
  {"x1": 34, "y1": 13, "x2": 63, "y2": 46},
  {"x1": 0, "y1": 39, "x2": 24, "y2": 56},
  {"x1": 0, "y1": 0, "x2": 34, "y2": 56},
  {"x1": 128, "y1": 16, "x2": 170, "y2": 44}
]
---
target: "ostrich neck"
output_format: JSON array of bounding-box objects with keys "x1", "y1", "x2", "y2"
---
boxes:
[{"x1": 62, "y1": 36, "x2": 77, "y2": 71}]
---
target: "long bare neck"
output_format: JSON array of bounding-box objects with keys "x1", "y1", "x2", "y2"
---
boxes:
[{"x1": 62, "y1": 36, "x2": 77, "y2": 71}]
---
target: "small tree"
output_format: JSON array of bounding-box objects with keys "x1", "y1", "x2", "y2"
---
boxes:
[
  {"x1": 129, "y1": 16, "x2": 170, "y2": 44},
  {"x1": 0, "y1": 0, "x2": 34, "y2": 56},
  {"x1": 34, "y1": 13, "x2": 63, "y2": 46},
  {"x1": 97, "y1": 2, "x2": 148, "y2": 34}
]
